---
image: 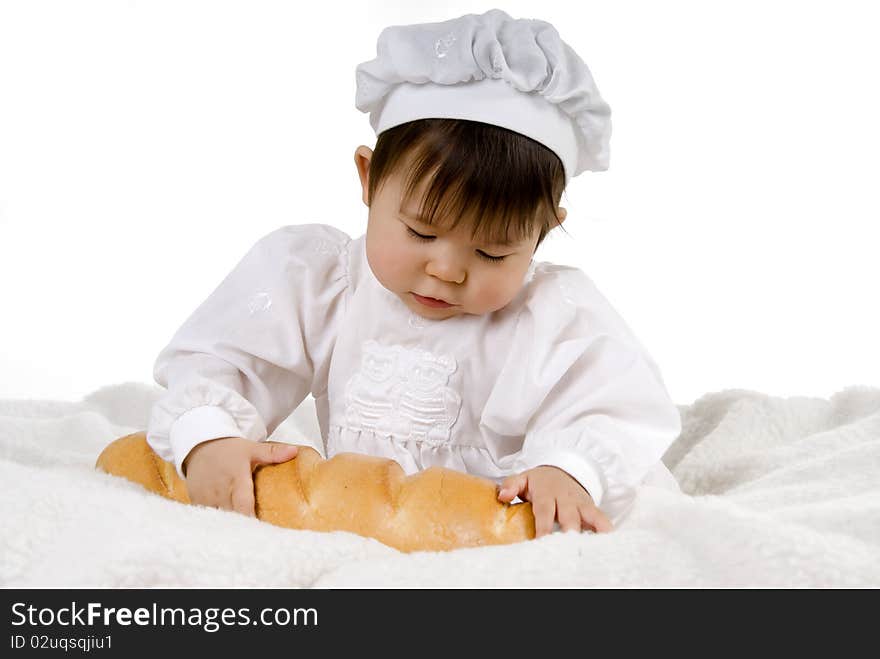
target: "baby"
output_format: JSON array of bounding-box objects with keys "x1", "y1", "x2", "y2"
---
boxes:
[{"x1": 146, "y1": 9, "x2": 682, "y2": 539}]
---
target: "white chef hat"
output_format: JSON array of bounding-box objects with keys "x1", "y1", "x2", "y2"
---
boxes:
[{"x1": 355, "y1": 8, "x2": 612, "y2": 184}]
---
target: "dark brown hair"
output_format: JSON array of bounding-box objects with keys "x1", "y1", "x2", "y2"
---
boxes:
[{"x1": 366, "y1": 119, "x2": 568, "y2": 251}]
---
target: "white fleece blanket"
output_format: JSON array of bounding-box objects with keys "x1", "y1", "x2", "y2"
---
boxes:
[{"x1": 1, "y1": 382, "x2": 878, "y2": 587}]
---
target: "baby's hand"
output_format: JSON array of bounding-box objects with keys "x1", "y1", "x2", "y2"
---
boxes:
[
  {"x1": 182, "y1": 437, "x2": 299, "y2": 517},
  {"x1": 497, "y1": 466, "x2": 613, "y2": 538}
]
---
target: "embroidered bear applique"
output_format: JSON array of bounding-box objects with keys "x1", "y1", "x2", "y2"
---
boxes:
[{"x1": 343, "y1": 339, "x2": 462, "y2": 443}]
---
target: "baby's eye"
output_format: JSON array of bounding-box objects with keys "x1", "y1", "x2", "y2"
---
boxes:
[
  {"x1": 477, "y1": 251, "x2": 507, "y2": 263},
  {"x1": 406, "y1": 227, "x2": 435, "y2": 241}
]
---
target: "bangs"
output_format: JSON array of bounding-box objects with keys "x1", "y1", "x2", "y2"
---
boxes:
[{"x1": 368, "y1": 119, "x2": 566, "y2": 248}]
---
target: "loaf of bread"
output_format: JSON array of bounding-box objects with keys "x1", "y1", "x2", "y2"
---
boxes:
[{"x1": 95, "y1": 432, "x2": 535, "y2": 552}]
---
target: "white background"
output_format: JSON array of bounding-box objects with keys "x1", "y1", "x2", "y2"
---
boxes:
[{"x1": 1, "y1": 0, "x2": 877, "y2": 405}]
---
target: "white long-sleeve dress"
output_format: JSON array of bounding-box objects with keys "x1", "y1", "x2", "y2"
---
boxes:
[{"x1": 147, "y1": 223, "x2": 682, "y2": 523}]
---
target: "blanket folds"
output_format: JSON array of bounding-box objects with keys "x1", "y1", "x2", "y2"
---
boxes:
[{"x1": 1, "y1": 382, "x2": 878, "y2": 587}]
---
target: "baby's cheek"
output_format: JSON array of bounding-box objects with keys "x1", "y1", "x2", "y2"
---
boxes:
[
  {"x1": 475, "y1": 277, "x2": 519, "y2": 313},
  {"x1": 367, "y1": 241, "x2": 408, "y2": 288}
]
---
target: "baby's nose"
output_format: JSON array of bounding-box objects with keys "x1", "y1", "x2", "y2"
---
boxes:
[
  {"x1": 426, "y1": 253, "x2": 466, "y2": 284},
  {"x1": 431, "y1": 268, "x2": 465, "y2": 285}
]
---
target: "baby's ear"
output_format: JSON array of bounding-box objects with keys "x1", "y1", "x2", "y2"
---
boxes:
[
  {"x1": 354, "y1": 146, "x2": 373, "y2": 207},
  {"x1": 556, "y1": 207, "x2": 568, "y2": 224}
]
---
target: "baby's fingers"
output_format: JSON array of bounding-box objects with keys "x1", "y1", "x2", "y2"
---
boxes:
[
  {"x1": 229, "y1": 463, "x2": 254, "y2": 517},
  {"x1": 189, "y1": 480, "x2": 231, "y2": 511},
  {"x1": 250, "y1": 441, "x2": 299, "y2": 470},
  {"x1": 580, "y1": 503, "x2": 613, "y2": 533},
  {"x1": 557, "y1": 502, "x2": 583, "y2": 534},
  {"x1": 532, "y1": 496, "x2": 556, "y2": 539},
  {"x1": 497, "y1": 472, "x2": 528, "y2": 503},
  {"x1": 230, "y1": 471, "x2": 256, "y2": 517}
]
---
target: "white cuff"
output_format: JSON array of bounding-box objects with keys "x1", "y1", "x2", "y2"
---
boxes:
[
  {"x1": 516, "y1": 448, "x2": 606, "y2": 507},
  {"x1": 169, "y1": 405, "x2": 248, "y2": 479}
]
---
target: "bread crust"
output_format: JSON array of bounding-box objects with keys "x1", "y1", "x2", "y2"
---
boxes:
[{"x1": 96, "y1": 432, "x2": 535, "y2": 552}]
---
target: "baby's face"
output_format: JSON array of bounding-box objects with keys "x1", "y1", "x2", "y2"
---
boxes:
[{"x1": 358, "y1": 148, "x2": 542, "y2": 320}]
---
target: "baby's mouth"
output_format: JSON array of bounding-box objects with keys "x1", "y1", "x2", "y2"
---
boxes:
[{"x1": 411, "y1": 292, "x2": 455, "y2": 308}]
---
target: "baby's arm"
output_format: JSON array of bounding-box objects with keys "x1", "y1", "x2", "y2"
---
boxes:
[
  {"x1": 505, "y1": 333, "x2": 681, "y2": 529},
  {"x1": 147, "y1": 224, "x2": 351, "y2": 482},
  {"x1": 487, "y1": 269, "x2": 682, "y2": 530},
  {"x1": 182, "y1": 437, "x2": 298, "y2": 515}
]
